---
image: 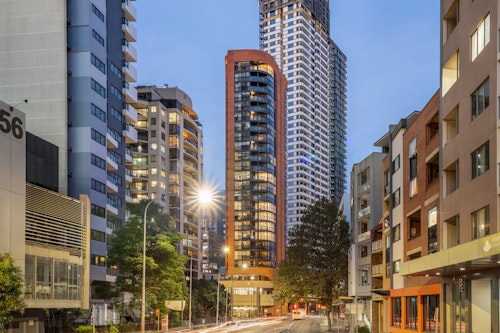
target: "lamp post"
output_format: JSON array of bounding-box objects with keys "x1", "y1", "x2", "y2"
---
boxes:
[
  {"x1": 188, "y1": 254, "x2": 193, "y2": 330},
  {"x1": 141, "y1": 200, "x2": 154, "y2": 333},
  {"x1": 216, "y1": 272, "x2": 220, "y2": 325}
]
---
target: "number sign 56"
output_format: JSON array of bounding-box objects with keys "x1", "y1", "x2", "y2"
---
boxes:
[{"x1": 0, "y1": 109, "x2": 24, "y2": 140}]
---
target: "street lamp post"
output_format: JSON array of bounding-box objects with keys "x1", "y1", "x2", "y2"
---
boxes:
[
  {"x1": 188, "y1": 255, "x2": 193, "y2": 330},
  {"x1": 141, "y1": 200, "x2": 154, "y2": 333},
  {"x1": 216, "y1": 272, "x2": 220, "y2": 325}
]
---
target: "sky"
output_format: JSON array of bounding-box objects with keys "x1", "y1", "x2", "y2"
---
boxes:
[{"x1": 135, "y1": 1, "x2": 440, "y2": 191}]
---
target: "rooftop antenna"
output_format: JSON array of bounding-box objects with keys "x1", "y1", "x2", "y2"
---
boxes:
[{"x1": 10, "y1": 99, "x2": 28, "y2": 111}]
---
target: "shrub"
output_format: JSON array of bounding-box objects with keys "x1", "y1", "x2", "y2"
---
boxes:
[
  {"x1": 74, "y1": 325, "x2": 93, "y2": 333},
  {"x1": 356, "y1": 325, "x2": 370, "y2": 333}
]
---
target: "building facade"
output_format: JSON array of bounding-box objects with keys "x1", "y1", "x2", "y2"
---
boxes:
[
  {"x1": 348, "y1": 152, "x2": 385, "y2": 329},
  {"x1": 258, "y1": 0, "x2": 347, "y2": 232},
  {"x1": 398, "y1": 1, "x2": 500, "y2": 332},
  {"x1": 130, "y1": 85, "x2": 204, "y2": 277},
  {"x1": 224, "y1": 49, "x2": 287, "y2": 317},
  {"x1": 0, "y1": 0, "x2": 139, "y2": 320}
]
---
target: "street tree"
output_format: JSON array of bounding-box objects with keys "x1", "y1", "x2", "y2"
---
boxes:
[
  {"x1": 273, "y1": 197, "x2": 350, "y2": 330},
  {"x1": 188, "y1": 279, "x2": 226, "y2": 323},
  {"x1": 0, "y1": 253, "x2": 24, "y2": 330},
  {"x1": 107, "y1": 201, "x2": 187, "y2": 320}
]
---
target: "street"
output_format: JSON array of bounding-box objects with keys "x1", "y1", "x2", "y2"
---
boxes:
[{"x1": 185, "y1": 315, "x2": 346, "y2": 333}]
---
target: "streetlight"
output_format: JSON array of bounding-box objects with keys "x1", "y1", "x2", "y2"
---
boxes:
[
  {"x1": 141, "y1": 200, "x2": 154, "y2": 333},
  {"x1": 216, "y1": 271, "x2": 221, "y2": 325},
  {"x1": 188, "y1": 253, "x2": 193, "y2": 330}
]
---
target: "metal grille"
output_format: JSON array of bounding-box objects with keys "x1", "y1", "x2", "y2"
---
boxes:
[{"x1": 25, "y1": 183, "x2": 87, "y2": 256}]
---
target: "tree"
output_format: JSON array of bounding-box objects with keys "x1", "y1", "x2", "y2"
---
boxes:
[
  {"x1": 273, "y1": 197, "x2": 350, "y2": 330},
  {"x1": 188, "y1": 279, "x2": 226, "y2": 324},
  {"x1": 107, "y1": 201, "x2": 188, "y2": 320},
  {"x1": 0, "y1": 253, "x2": 24, "y2": 330}
]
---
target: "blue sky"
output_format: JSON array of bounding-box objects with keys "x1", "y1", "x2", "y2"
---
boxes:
[{"x1": 135, "y1": 1, "x2": 440, "y2": 190}]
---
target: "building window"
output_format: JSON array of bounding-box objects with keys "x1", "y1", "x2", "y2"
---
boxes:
[
  {"x1": 392, "y1": 155, "x2": 400, "y2": 172},
  {"x1": 471, "y1": 78, "x2": 489, "y2": 120},
  {"x1": 91, "y1": 204, "x2": 106, "y2": 218},
  {"x1": 472, "y1": 206, "x2": 489, "y2": 239},
  {"x1": 393, "y1": 224, "x2": 401, "y2": 242},
  {"x1": 471, "y1": 141, "x2": 489, "y2": 178},
  {"x1": 91, "y1": 229, "x2": 105, "y2": 242},
  {"x1": 91, "y1": 4, "x2": 104, "y2": 21},
  {"x1": 360, "y1": 245, "x2": 368, "y2": 257},
  {"x1": 92, "y1": 29, "x2": 105, "y2": 46},
  {"x1": 91, "y1": 178, "x2": 106, "y2": 194},
  {"x1": 428, "y1": 207, "x2": 438, "y2": 253},
  {"x1": 392, "y1": 297, "x2": 402, "y2": 327},
  {"x1": 91, "y1": 54, "x2": 106, "y2": 73},
  {"x1": 409, "y1": 138, "x2": 417, "y2": 197},
  {"x1": 393, "y1": 260, "x2": 400, "y2": 274},
  {"x1": 392, "y1": 188, "x2": 400, "y2": 207},
  {"x1": 423, "y1": 295, "x2": 439, "y2": 332},
  {"x1": 90, "y1": 254, "x2": 106, "y2": 266},
  {"x1": 360, "y1": 269, "x2": 368, "y2": 286},
  {"x1": 110, "y1": 63, "x2": 123, "y2": 80},
  {"x1": 91, "y1": 79, "x2": 106, "y2": 98},
  {"x1": 91, "y1": 129, "x2": 106, "y2": 146},
  {"x1": 110, "y1": 85, "x2": 123, "y2": 101},
  {"x1": 406, "y1": 296, "x2": 418, "y2": 330},
  {"x1": 471, "y1": 13, "x2": 490, "y2": 60},
  {"x1": 91, "y1": 103, "x2": 106, "y2": 122},
  {"x1": 91, "y1": 154, "x2": 106, "y2": 170}
]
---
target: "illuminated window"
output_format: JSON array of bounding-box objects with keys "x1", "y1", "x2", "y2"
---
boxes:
[
  {"x1": 471, "y1": 13, "x2": 490, "y2": 60},
  {"x1": 472, "y1": 206, "x2": 489, "y2": 239},
  {"x1": 471, "y1": 141, "x2": 489, "y2": 178}
]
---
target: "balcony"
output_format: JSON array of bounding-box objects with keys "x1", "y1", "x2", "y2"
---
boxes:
[
  {"x1": 372, "y1": 264, "x2": 383, "y2": 277},
  {"x1": 123, "y1": 124, "x2": 138, "y2": 143},
  {"x1": 122, "y1": 21, "x2": 137, "y2": 42},
  {"x1": 125, "y1": 189, "x2": 133, "y2": 204},
  {"x1": 122, "y1": 82, "x2": 137, "y2": 103},
  {"x1": 122, "y1": 61, "x2": 137, "y2": 83},
  {"x1": 357, "y1": 206, "x2": 370, "y2": 219},
  {"x1": 106, "y1": 154, "x2": 118, "y2": 171},
  {"x1": 107, "y1": 179, "x2": 118, "y2": 194},
  {"x1": 106, "y1": 133, "x2": 118, "y2": 149},
  {"x1": 122, "y1": 0, "x2": 137, "y2": 21},
  {"x1": 372, "y1": 239, "x2": 383, "y2": 253},
  {"x1": 122, "y1": 104, "x2": 137, "y2": 123},
  {"x1": 106, "y1": 203, "x2": 118, "y2": 216},
  {"x1": 125, "y1": 149, "x2": 132, "y2": 163},
  {"x1": 122, "y1": 39, "x2": 137, "y2": 62}
]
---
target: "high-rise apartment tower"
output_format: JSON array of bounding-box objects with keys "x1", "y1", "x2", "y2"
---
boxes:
[
  {"x1": 0, "y1": 0, "x2": 139, "y2": 321},
  {"x1": 130, "y1": 85, "x2": 204, "y2": 277},
  {"x1": 224, "y1": 50, "x2": 287, "y2": 317},
  {"x1": 258, "y1": 0, "x2": 347, "y2": 232}
]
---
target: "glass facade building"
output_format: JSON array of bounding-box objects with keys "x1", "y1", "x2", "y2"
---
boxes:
[{"x1": 224, "y1": 50, "x2": 287, "y2": 317}]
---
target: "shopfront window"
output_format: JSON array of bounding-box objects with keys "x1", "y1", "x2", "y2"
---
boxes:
[
  {"x1": 392, "y1": 297, "x2": 402, "y2": 327},
  {"x1": 424, "y1": 295, "x2": 439, "y2": 332},
  {"x1": 406, "y1": 296, "x2": 418, "y2": 330}
]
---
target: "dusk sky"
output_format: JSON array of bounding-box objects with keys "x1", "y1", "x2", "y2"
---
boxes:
[{"x1": 135, "y1": 1, "x2": 440, "y2": 191}]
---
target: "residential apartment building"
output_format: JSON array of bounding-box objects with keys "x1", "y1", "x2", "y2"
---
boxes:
[
  {"x1": 348, "y1": 152, "x2": 385, "y2": 329},
  {"x1": 258, "y1": 0, "x2": 347, "y2": 232},
  {"x1": 130, "y1": 85, "x2": 204, "y2": 277},
  {"x1": 373, "y1": 112, "x2": 420, "y2": 333},
  {"x1": 0, "y1": 0, "x2": 138, "y2": 320},
  {"x1": 397, "y1": 1, "x2": 500, "y2": 332},
  {"x1": 374, "y1": 92, "x2": 441, "y2": 333},
  {"x1": 224, "y1": 50, "x2": 287, "y2": 317}
]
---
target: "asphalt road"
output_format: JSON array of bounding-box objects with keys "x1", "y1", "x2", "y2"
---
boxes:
[{"x1": 189, "y1": 315, "x2": 343, "y2": 333}]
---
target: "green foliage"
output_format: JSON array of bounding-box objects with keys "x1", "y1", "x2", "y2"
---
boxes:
[
  {"x1": 273, "y1": 198, "x2": 350, "y2": 328},
  {"x1": 0, "y1": 253, "x2": 24, "y2": 329},
  {"x1": 188, "y1": 279, "x2": 226, "y2": 321},
  {"x1": 107, "y1": 200, "x2": 188, "y2": 317},
  {"x1": 356, "y1": 325, "x2": 370, "y2": 333},
  {"x1": 105, "y1": 323, "x2": 119, "y2": 333},
  {"x1": 74, "y1": 325, "x2": 93, "y2": 333}
]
